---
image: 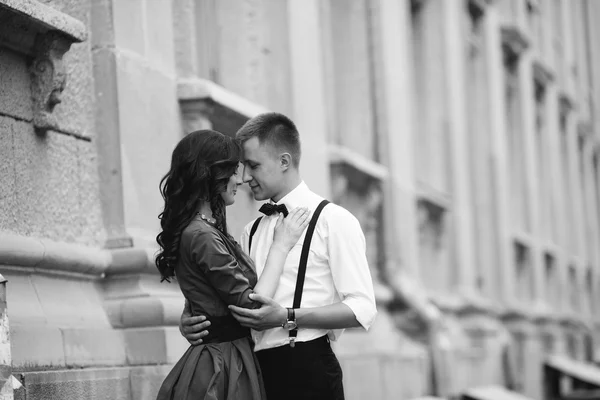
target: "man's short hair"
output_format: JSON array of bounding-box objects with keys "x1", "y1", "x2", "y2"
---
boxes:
[{"x1": 236, "y1": 112, "x2": 301, "y2": 167}]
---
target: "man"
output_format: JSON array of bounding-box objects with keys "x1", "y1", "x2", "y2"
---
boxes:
[{"x1": 180, "y1": 112, "x2": 377, "y2": 400}]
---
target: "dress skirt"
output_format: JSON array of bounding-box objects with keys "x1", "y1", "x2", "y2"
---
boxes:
[{"x1": 156, "y1": 336, "x2": 266, "y2": 400}]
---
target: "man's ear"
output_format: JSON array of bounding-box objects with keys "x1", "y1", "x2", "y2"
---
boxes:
[{"x1": 280, "y1": 153, "x2": 292, "y2": 171}]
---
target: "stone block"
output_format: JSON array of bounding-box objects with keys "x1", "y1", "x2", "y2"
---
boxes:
[
  {"x1": 129, "y1": 365, "x2": 172, "y2": 400},
  {"x1": 61, "y1": 328, "x2": 126, "y2": 367},
  {"x1": 11, "y1": 325, "x2": 65, "y2": 369},
  {"x1": 3, "y1": 273, "x2": 47, "y2": 327},
  {"x1": 113, "y1": 0, "x2": 146, "y2": 55},
  {"x1": 90, "y1": 0, "x2": 115, "y2": 48},
  {"x1": 0, "y1": 48, "x2": 33, "y2": 121},
  {"x1": 9, "y1": 125, "x2": 102, "y2": 245},
  {"x1": 120, "y1": 296, "x2": 183, "y2": 328},
  {"x1": 0, "y1": 117, "x2": 17, "y2": 230},
  {"x1": 30, "y1": 275, "x2": 110, "y2": 328},
  {"x1": 124, "y1": 327, "x2": 188, "y2": 365},
  {"x1": 75, "y1": 140, "x2": 104, "y2": 246},
  {"x1": 18, "y1": 367, "x2": 130, "y2": 400},
  {"x1": 40, "y1": 0, "x2": 96, "y2": 140},
  {"x1": 12, "y1": 123, "x2": 80, "y2": 240},
  {"x1": 115, "y1": 56, "x2": 180, "y2": 234},
  {"x1": 56, "y1": 39, "x2": 96, "y2": 138},
  {"x1": 144, "y1": 0, "x2": 176, "y2": 73}
]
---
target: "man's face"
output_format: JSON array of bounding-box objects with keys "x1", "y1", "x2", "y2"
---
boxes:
[{"x1": 241, "y1": 137, "x2": 284, "y2": 201}]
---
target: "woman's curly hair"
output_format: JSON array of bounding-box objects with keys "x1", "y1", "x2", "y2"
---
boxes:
[{"x1": 156, "y1": 129, "x2": 241, "y2": 282}]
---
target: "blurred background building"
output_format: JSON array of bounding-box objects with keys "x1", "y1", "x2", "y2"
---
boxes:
[{"x1": 1, "y1": 0, "x2": 600, "y2": 399}]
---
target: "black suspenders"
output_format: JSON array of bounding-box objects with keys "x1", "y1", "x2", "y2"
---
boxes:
[
  {"x1": 290, "y1": 199, "x2": 329, "y2": 344},
  {"x1": 248, "y1": 200, "x2": 330, "y2": 345},
  {"x1": 248, "y1": 216, "x2": 262, "y2": 253}
]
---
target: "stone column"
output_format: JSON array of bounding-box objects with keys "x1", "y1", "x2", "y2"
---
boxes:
[
  {"x1": 286, "y1": 0, "x2": 330, "y2": 198},
  {"x1": 441, "y1": 0, "x2": 477, "y2": 299},
  {"x1": 544, "y1": 82, "x2": 566, "y2": 307},
  {"x1": 583, "y1": 139, "x2": 597, "y2": 319},
  {"x1": 560, "y1": 0, "x2": 576, "y2": 98},
  {"x1": 91, "y1": 0, "x2": 132, "y2": 249},
  {"x1": 91, "y1": 0, "x2": 189, "y2": 369},
  {"x1": 365, "y1": 1, "x2": 436, "y2": 397},
  {"x1": 485, "y1": 5, "x2": 515, "y2": 303},
  {"x1": 518, "y1": 50, "x2": 545, "y2": 307},
  {"x1": 370, "y1": 0, "x2": 419, "y2": 283}
]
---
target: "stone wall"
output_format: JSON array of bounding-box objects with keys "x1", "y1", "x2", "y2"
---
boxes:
[
  {"x1": 2, "y1": 0, "x2": 600, "y2": 399},
  {"x1": 0, "y1": 0, "x2": 102, "y2": 246}
]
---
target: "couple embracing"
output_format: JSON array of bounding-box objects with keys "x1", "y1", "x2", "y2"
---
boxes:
[{"x1": 155, "y1": 112, "x2": 377, "y2": 400}]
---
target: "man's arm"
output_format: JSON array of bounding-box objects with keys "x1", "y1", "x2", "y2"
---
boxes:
[
  {"x1": 229, "y1": 293, "x2": 360, "y2": 331},
  {"x1": 230, "y1": 206, "x2": 377, "y2": 331},
  {"x1": 325, "y1": 207, "x2": 377, "y2": 330},
  {"x1": 180, "y1": 299, "x2": 211, "y2": 345}
]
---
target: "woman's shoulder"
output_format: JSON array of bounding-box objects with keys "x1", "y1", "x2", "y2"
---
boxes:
[{"x1": 182, "y1": 218, "x2": 221, "y2": 244}]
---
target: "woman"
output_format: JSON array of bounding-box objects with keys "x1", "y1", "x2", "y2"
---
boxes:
[{"x1": 155, "y1": 129, "x2": 309, "y2": 400}]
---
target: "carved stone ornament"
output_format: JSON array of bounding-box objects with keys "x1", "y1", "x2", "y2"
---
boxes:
[
  {"x1": 501, "y1": 26, "x2": 529, "y2": 64},
  {"x1": 30, "y1": 31, "x2": 72, "y2": 134}
]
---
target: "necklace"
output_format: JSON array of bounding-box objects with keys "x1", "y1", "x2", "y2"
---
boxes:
[{"x1": 197, "y1": 212, "x2": 216, "y2": 225}]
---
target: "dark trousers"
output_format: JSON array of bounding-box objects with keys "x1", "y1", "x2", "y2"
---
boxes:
[{"x1": 256, "y1": 336, "x2": 345, "y2": 400}]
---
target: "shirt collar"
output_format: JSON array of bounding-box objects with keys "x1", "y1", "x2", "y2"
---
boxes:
[{"x1": 272, "y1": 181, "x2": 309, "y2": 211}]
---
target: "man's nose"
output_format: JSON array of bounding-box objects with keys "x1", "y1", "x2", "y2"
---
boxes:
[{"x1": 242, "y1": 165, "x2": 252, "y2": 183}]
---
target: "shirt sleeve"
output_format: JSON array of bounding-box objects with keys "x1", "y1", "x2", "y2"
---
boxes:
[
  {"x1": 190, "y1": 230, "x2": 259, "y2": 309},
  {"x1": 325, "y1": 207, "x2": 377, "y2": 330}
]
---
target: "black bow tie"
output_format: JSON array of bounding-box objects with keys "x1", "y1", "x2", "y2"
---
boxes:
[{"x1": 258, "y1": 203, "x2": 289, "y2": 217}]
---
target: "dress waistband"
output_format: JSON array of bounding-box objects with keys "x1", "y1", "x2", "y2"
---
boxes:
[{"x1": 201, "y1": 314, "x2": 250, "y2": 344}]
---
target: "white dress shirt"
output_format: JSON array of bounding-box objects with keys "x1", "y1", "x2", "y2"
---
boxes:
[{"x1": 240, "y1": 181, "x2": 377, "y2": 352}]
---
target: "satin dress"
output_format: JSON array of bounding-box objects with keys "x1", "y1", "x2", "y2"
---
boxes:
[{"x1": 157, "y1": 216, "x2": 266, "y2": 400}]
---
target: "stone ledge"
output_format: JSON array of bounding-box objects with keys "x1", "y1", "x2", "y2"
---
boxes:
[
  {"x1": 105, "y1": 296, "x2": 182, "y2": 329},
  {"x1": 328, "y1": 145, "x2": 389, "y2": 182},
  {"x1": 14, "y1": 365, "x2": 174, "y2": 400},
  {"x1": 0, "y1": 233, "x2": 109, "y2": 277},
  {"x1": 0, "y1": 0, "x2": 86, "y2": 43},
  {"x1": 178, "y1": 78, "x2": 268, "y2": 118},
  {"x1": 0, "y1": 232, "x2": 159, "y2": 279},
  {"x1": 105, "y1": 247, "x2": 155, "y2": 276},
  {"x1": 178, "y1": 78, "x2": 270, "y2": 136}
]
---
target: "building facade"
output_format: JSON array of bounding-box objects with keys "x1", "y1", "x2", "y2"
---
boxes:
[{"x1": 1, "y1": 0, "x2": 600, "y2": 399}]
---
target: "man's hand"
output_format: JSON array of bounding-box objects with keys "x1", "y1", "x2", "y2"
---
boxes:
[
  {"x1": 180, "y1": 302, "x2": 211, "y2": 345},
  {"x1": 229, "y1": 293, "x2": 286, "y2": 331}
]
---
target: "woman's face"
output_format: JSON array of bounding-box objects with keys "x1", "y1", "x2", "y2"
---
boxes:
[{"x1": 220, "y1": 163, "x2": 243, "y2": 206}]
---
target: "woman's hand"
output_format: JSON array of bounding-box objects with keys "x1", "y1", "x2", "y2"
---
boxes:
[{"x1": 272, "y1": 207, "x2": 311, "y2": 251}]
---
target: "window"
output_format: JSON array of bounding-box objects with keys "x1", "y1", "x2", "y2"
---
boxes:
[
  {"x1": 551, "y1": 0, "x2": 565, "y2": 86},
  {"x1": 544, "y1": 253, "x2": 560, "y2": 309},
  {"x1": 504, "y1": 50, "x2": 528, "y2": 232},
  {"x1": 568, "y1": 265, "x2": 579, "y2": 312},
  {"x1": 465, "y1": 0, "x2": 494, "y2": 295},
  {"x1": 535, "y1": 81, "x2": 552, "y2": 240},
  {"x1": 526, "y1": 0, "x2": 540, "y2": 49},
  {"x1": 417, "y1": 199, "x2": 450, "y2": 292},
  {"x1": 585, "y1": 269, "x2": 593, "y2": 316},
  {"x1": 515, "y1": 242, "x2": 534, "y2": 303},
  {"x1": 411, "y1": 0, "x2": 449, "y2": 193},
  {"x1": 559, "y1": 105, "x2": 572, "y2": 251},
  {"x1": 594, "y1": 153, "x2": 600, "y2": 265},
  {"x1": 327, "y1": 0, "x2": 378, "y2": 161}
]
